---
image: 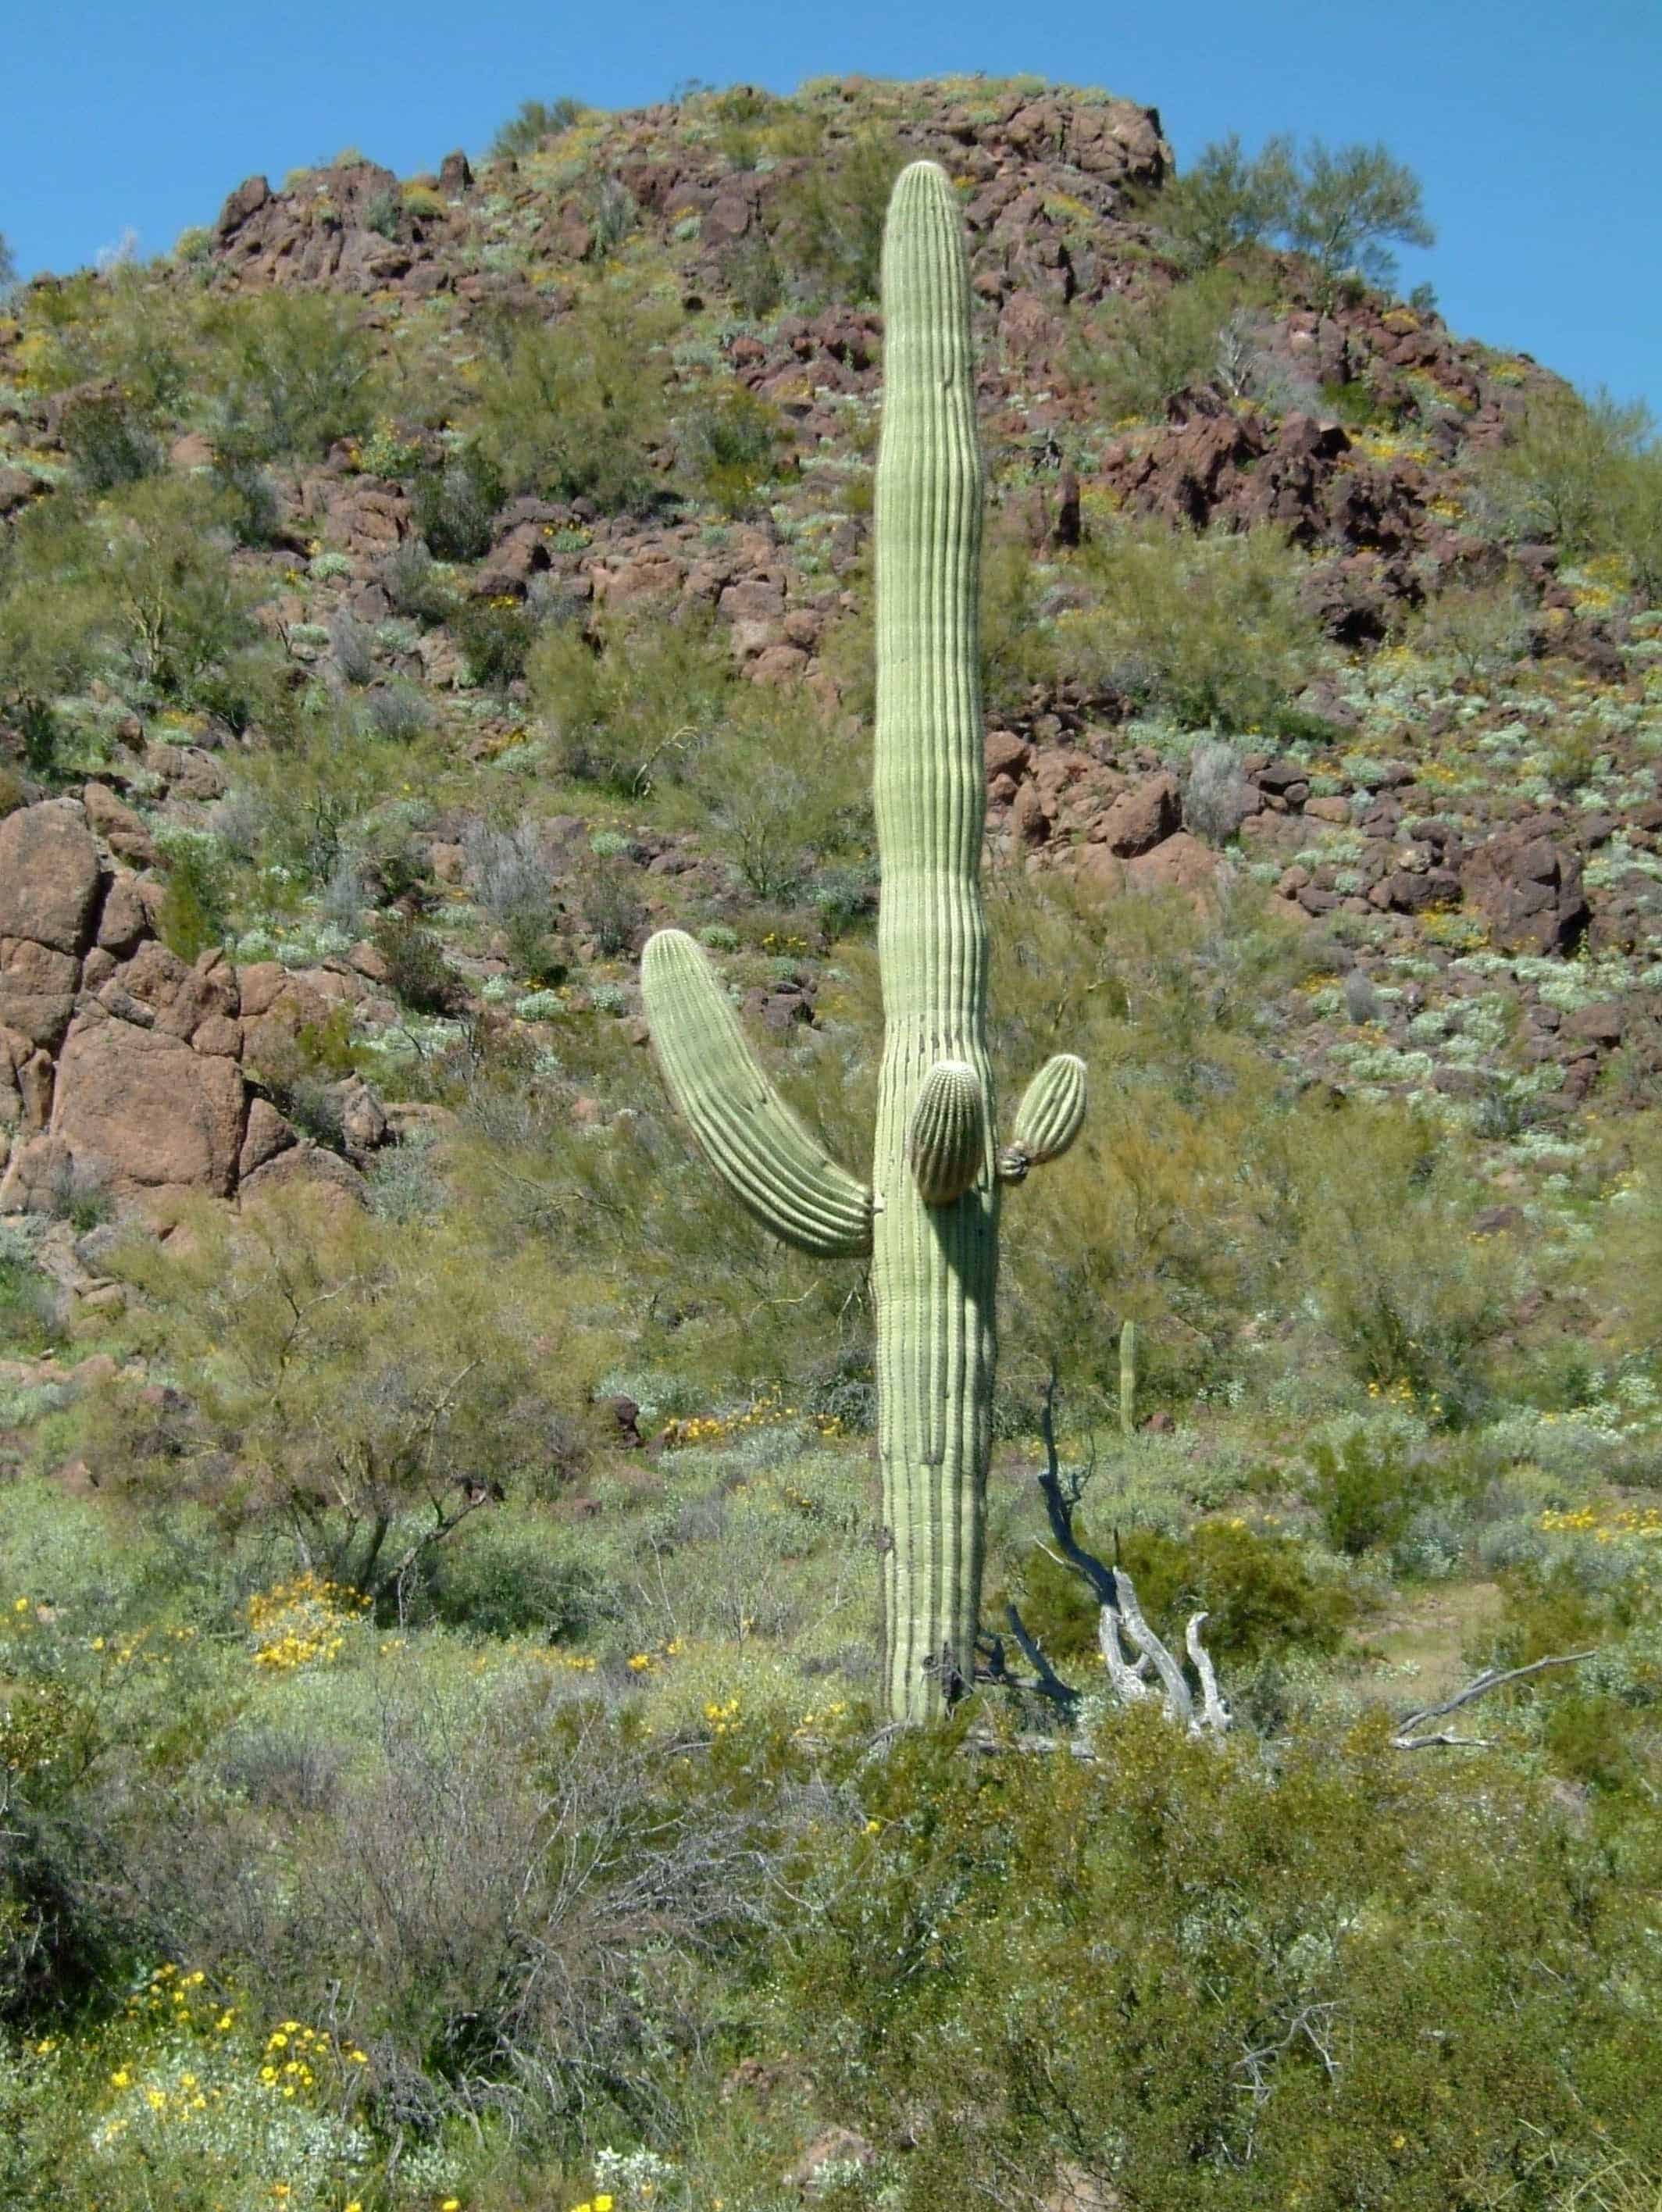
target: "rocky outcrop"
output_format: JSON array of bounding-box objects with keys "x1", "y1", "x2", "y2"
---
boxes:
[
  {"x1": 1463, "y1": 825, "x2": 1590, "y2": 957},
  {"x1": 0, "y1": 798, "x2": 392, "y2": 1221}
]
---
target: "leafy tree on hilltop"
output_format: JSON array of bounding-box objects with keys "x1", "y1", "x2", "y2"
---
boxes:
[{"x1": 1156, "y1": 132, "x2": 1435, "y2": 304}]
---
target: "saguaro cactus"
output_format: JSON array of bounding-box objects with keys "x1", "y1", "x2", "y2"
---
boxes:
[{"x1": 641, "y1": 162, "x2": 1085, "y2": 1721}]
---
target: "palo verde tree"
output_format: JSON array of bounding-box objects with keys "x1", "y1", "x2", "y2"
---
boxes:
[{"x1": 642, "y1": 162, "x2": 1086, "y2": 1722}]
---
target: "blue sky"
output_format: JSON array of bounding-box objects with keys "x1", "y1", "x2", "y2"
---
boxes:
[{"x1": 4, "y1": 0, "x2": 1657, "y2": 415}]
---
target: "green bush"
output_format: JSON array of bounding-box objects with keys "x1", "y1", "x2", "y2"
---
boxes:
[
  {"x1": 205, "y1": 291, "x2": 379, "y2": 462},
  {"x1": 769, "y1": 127, "x2": 904, "y2": 303},
  {"x1": 473, "y1": 286, "x2": 672, "y2": 511},
  {"x1": 59, "y1": 385, "x2": 161, "y2": 491},
  {"x1": 416, "y1": 1508, "x2": 612, "y2": 1639},
  {"x1": 1018, "y1": 1515, "x2": 1355, "y2": 1669},
  {"x1": 1144, "y1": 132, "x2": 1296, "y2": 270},
  {"x1": 1477, "y1": 386, "x2": 1662, "y2": 598},
  {"x1": 154, "y1": 833, "x2": 231, "y2": 962},
  {"x1": 783, "y1": 1711, "x2": 1662, "y2": 2209},
  {"x1": 1302, "y1": 1425, "x2": 1425, "y2": 1556},
  {"x1": 450, "y1": 593, "x2": 537, "y2": 689},
  {"x1": 690, "y1": 689, "x2": 867, "y2": 901},
  {"x1": 1061, "y1": 519, "x2": 1325, "y2": 733},
  {"x1": 487, "y1": 95, "x2": 587, "y2": 161},
  {"x1": 1072, "y1": 268, "x2": 1265, "y2": 423},
  {"x1": 676, "y1": 381, "x2": 783, "y2": 516},
  {"x1": 370, "y1": 911, "x2": 466, "y2": 1016},
  {"x1": 410, "y1": 445, "x2": 502, "y2": 559},
  {"x1": 530, "y1": 611, "x2": 736, "y2": 795},
  {"x1": 1148, "y1": 133, "x2": 1434, "y2": 303}
]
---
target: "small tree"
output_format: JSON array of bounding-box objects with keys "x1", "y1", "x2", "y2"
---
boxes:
[
  {"x1": 488, "y1": 97, "x2": 587, "y2": 162},
  {"x1": 1279, "y1": 138, "x2": 1435, "y2": 302},
  {"x1": 1154, "y1": 134, "x2": 1435, "y2": 305},
  {"x1": 1152, "y1": 133, "x2": 1296, "y2": 270},
  {"x1": 0, "y1": 231, "x2": 16, "y2": 291}
]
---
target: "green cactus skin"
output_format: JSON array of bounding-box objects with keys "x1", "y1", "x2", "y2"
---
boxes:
[
  {"x1": 1000, "y1": 1052, "x2": 1087, "y2": 1181},
  {"x1": 643, "y1": 161, "x2": 1085, "y2": 1721},
  {"x1": 1119, "y1": 1317, "x2": 1139, "y2": 1440},
  {"x1": 905, "y1": 1060, "x2": 986, "y2": 1206}
]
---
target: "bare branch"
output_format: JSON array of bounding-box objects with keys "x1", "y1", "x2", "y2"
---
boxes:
[{"x1": 1391, "y1": 1649, "x2": 1597, "y2": 1751}]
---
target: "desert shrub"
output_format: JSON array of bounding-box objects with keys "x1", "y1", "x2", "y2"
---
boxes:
[
  {"x1": 0, "y1": 765, "x2": 25, "y2": 819},
  {"x1": 473, "y1": 287, "x2": 672, "y2": 511},
  {"x1": 111, "y1": 1190, "x2": 594, "y2": 1578},
  {"x1": 410, "y1": 444, "x2": 502, "y2": 560},
  {"x1": 326, "y1": 609, "x2": 376, "y2": 686},
  {"x1": 1183, "y1": 737, "x2": 1254, "y2": 844},
  {"x1": 450, "y1": 593, "x2": 537, "y2": 689},
  {"x1": 154, "y1": 831, "x2": 232, "y2": 962},
  {"x1": 1410, "y1": 575, "x2": 1535, "y2": 680},
  {"x1": 769, "y1": 127, "x2": 904, "y2": 304},
  {"x1": 0, "y1": 231, "x2": 13, "y2": 291},
  {"x1": 1072, "y1": 267, "x2": 1266, "y2": 422},
  {"x1": 0, "y1": 477, "x2": 276, "y2": 732},
  {"x1": 1278, "y1": 138, "x2": 1435, "y2": 301},
  {"x1": 488, "y1": 95, "x2": 587, "y2": 160},
  {"x1": 979, "y1": 533, "x2": 1061, "y2": 722},
  {"x1": 362, "y1": 680, "x2": 433, "y2": 740},
  {"x1": 0, "y1": 1242, "x2": 62, "y2": 1354},
  {"x1": 578, "y1": 856, "x2": 646, "y2": 956},
  {"x1": 783, "y1": 1709, "x2": 1662, "y2": 2209},
  {"x1": 1149, "y1": 134, "x2": 1433, "y2": 303},
  {"x1": 1018, "y1": 1515, "x2": 1355, "y2": 1671},
  {"x1": 59, "y1": 385, "x2": 161, "y2": 491},
  {"x1": 104, "y1": 477, "x2": 277, "y2": 717},
  {"x1": 720, "y1": 234, "x2": 786, "y2": 318},
  {"x1": 1291, "y1": 1103, "x2": 1514, "y2": 1415},
  {"x1": 690, "y1": 689, "x2": 868, "y2": 901},
  {"x1": 1302, "y1": 1424, "x2": 1427, "y2": 1555},
  {"x1": 1061, "y1": 519, "x2": 1325, "y2": 733},
  {"x1": 530, "y1": 612, "x2": 735, "y2": 794},
  {"x1": 229, "y1": 705, "x2": 424, "y2": 891},
  {"x1": 371, "y1": 910, "x2": 466, "y2": 1016},
  {"x1": 587, "y1": 175, "x2": 638, "y2": 260},
  {"x1": 676, "y1": 381, "x2": 782, "y2": 516},
  {"x1": 416, "y1": 1508, "x2": 612, "y2": 1638},
  {"x1": 464, "y1": 817, "x2": 565, "y2": 977},
  {"x1": 1476, "y1": 386, "x2": 1662, "y2": 594},
  {"x1": 0, "y1": 501, "x2": 106, "y2": 768},
  {"x1": 204, "y1": 290, "x2": 379, "y2": 461},
  {"x1": 377, "y1": 537, "x2": 455, "y2": 624}
]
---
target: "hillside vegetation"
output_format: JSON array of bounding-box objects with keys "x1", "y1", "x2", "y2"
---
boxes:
[{"x1": 1, "y1": 72, "x2": 1660, "y2": 2212}]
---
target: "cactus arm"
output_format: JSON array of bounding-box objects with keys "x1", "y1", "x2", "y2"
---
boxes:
[
  {"x1": 907, "y1": 1061, "x2": 986, "y2": 1205},
  {"x1": 998, "y1": 1053, "x2": 1087, "y2": 1182},
  {"x1": 640, "y1": 929, "x2": 873, "y2": 1258}
]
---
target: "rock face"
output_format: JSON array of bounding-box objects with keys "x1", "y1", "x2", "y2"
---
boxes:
[
  {"x1": 0, "y1": 797, "x2": 392, "y2": 1219},
  {"x1": 1464, "y1": 826, "x2": 1590, "y2": 956}
]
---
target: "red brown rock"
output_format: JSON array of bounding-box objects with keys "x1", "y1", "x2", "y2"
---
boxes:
[{"x1": 0, "y1": 803, "x2": 102, "y2": 954}]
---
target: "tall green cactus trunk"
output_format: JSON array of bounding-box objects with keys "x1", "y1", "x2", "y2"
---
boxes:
[
  {"x1": 870, "y1": 163, "x2": 997, "y2": 1718},
  {"x1": 642, "y1": 162, "x2": 1086, "y2": 1723}
]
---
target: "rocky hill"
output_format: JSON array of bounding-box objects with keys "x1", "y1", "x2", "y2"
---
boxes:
[
  {"x1": 5, "y1": 77, "x2": 1662, "y2": 2212},
  {"x1": 0, "y1": 70, "x2": 1657, "y2": 1290}
]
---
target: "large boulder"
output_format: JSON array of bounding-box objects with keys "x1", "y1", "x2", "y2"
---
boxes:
[
  {"x1": 0, "y1": 802, "x2": 102, "y2": 954},
  {"x1": 1463, "y1": 826, "x2": 1589, "y2": 956},
  {"x1": 48, "y1": 1011, "x2": 247, "y2": 1201}
]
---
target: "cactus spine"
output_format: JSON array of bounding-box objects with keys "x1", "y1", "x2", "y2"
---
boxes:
[{"x1": 642, "y1": 162, "x2": 1085, "y2": 1721}]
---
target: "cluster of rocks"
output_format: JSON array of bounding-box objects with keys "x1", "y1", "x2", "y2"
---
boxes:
[
  {"x1": 0, "y1": 798, "x2": 396, "y2": 1222},
  {"x1": 984, "y1": 723, "x2": 1614, "y2": 958}
]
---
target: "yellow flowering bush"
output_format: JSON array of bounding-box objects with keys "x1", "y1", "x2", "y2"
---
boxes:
[{"x1": 248, "y1": 1572, "x2": 369, "y2": 1674}]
